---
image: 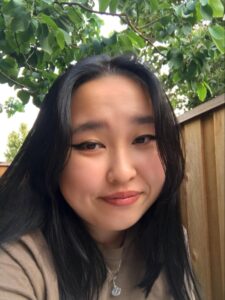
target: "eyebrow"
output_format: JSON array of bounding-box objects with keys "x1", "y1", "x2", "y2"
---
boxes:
[
  {"x1": 72, "y1": 115, "x2": 154, "y2": 135},
  {"x1": 72, "y1": 121, "x2": 107, "y2": 134},
  {"x1": 131, "y1": 115, "x2": 154, "y2": 124}
]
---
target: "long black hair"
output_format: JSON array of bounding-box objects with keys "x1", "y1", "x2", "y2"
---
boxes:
[{"x1": 0, "y1": 54, "x2": 200, "y2": 300}]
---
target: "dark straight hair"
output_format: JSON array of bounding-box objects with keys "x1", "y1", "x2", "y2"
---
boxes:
[{"x1": 0, "y1": 54, "x2": 200, "y2": 300}]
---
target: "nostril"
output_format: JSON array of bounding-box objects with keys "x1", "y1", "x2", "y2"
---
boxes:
[{"x1": 107, "y1": 164, "x2": 137, "y2": 184}]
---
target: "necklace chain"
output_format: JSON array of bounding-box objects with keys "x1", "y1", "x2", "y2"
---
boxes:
[{"x1": 106, "y1": 260, "x2": 122, "y2": 297}]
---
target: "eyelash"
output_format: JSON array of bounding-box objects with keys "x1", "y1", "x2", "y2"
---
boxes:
[
  {"x1": 71, "y1": 141, "x2": 104, "y2": 151},
  {"x1": 133, "y1": 134, "x2": 156, "y2": 144},
  {"x1": 71, "y1": 134, "x2": 156, "y2": 151}
]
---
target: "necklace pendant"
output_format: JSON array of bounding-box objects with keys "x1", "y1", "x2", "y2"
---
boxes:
[{"x1": 111, "y1": 284, "x2": 122, "y2": 297}]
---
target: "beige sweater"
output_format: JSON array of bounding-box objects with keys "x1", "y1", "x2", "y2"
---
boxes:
[{"x1": 0, "y1": 230, "x2": 174, "y2": 300}]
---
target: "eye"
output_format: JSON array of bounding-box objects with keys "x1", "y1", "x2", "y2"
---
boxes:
[
  {"x1": 133, "y1": 134, "x2": 156, "y2": 144},
  {"x1": 71, "y1": 141, "x2": 105, "y2": 151}
]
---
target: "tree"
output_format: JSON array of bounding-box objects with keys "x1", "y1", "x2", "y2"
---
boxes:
[
  {"x1": 4, "y1": 122, "x2": 28, "y2": 162},
  {"x1": 0, "y1": 0, "x2": 224, "y2": 114}
]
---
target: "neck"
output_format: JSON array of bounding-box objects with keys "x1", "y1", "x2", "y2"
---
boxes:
[{"x1": 86, "y1": 225, "x2": 126, "y2": 249}]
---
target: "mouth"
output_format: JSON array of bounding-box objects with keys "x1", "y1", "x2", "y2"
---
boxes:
[{"x1": 101, "y1": 191, "x2": 142, "y2": 206}]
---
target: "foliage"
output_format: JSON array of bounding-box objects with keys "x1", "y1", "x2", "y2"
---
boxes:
[
  {"x1": 4, "y1": 122, "x2": 28, "y2": 162},
  {"x1": 0, "y1": 0, "x2": 224, "y2": 113}
]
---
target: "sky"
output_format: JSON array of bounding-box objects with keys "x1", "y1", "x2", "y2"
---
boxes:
[
  {"x1": 0, "y1": 15, "x2": 126, "y2": 162},
  {"x1": 0, "y1": 84, "x2": 40, "y2": 161}
]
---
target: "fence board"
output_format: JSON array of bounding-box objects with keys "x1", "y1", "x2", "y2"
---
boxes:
[
  {"x1": 203, "y1": 114, "x2": 222, "y2": 300},
  {"x1": 182, "y1": 119, "x2": 212, "y2": 300},
  {"x1": 0, "y1": 163, "x2": 9, "y2": 177},
  {"x1": 213, "y1": 109, "x2": 225, "y2": 298}
]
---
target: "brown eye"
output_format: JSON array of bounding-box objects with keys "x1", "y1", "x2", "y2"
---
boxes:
[
  {"x1": 71, "y1": 142, "x2": 104, "y2": 151},
  {"x1": 133, "y1": 135, "x2": 156, "y2": 144}
]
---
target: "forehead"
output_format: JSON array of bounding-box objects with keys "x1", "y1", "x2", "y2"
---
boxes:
[{"x1": 70, "y1": 75, "x2": 153, "y2": 126}]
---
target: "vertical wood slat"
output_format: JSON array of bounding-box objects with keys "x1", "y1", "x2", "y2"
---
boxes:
[
  {"x1": 0, "y1": 164, "x2": 9, "y2": 177},
  {"x1": 213, "y1": 109, "x2": 225, "y2": 299},
  {"x1": 182, "y1": 119, "x2": 212, "y2": 300},
  {"x1": 203, "y1": 114, "x2": 223, "y2": 300}
]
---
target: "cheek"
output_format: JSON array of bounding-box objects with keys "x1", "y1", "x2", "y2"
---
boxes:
[
  {"x1": 59, "y1": 156, "x2": 105, "y2": 200},
  {"x1": 139, "y1": 150, "x2": 165, "y2": 186}
]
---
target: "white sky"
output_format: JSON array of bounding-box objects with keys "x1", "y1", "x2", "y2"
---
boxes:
[
  {"x1": 0, "y1": 84, "x2": 40, "y2": 161},
  {"x1": 0, "y1": 15, "x2": 126, "y2": 162}
]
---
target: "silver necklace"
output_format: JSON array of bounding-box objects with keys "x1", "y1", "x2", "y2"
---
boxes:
[{"x1": 106, "y1": 260, "x2": 122, "y2": 297}]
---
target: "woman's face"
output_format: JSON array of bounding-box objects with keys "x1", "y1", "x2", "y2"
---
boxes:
[{"x1": 59, "y1": 75, "x2": 165, "y2": 243}]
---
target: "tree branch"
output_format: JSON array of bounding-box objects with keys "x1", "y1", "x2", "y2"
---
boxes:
[
  {"x1": 54, "y1": 1, "x2": 166, "y2": 57},
  {"x1": 121, "y1": 15, "x2": 166, "y2": 58},
  {"x1": 0, "y1": 70, "x2": 26, "y2": 89},
  {"x1": 14, "y1": 34, "x2": 42, "y2": 72},
  {"x1": 54, "y1": 1, "x2": 126, "y2": 17}
]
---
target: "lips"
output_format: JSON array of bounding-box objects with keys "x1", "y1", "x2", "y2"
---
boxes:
[{"x1": 101, "y1": 191, "x2": 141, "y2": 206}]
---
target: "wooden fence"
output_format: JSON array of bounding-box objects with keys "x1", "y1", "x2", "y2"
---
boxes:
[
  {"x1": 179, "y1": 94, "x2": 225, "y2": 300},
  {"x1": 0, "y1": 94, "x2": 224, "y2": 299},
  {"x1": 0, "y1": 163, "x2": 9, "y2": 177}
]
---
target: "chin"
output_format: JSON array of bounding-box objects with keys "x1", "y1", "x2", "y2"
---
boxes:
[{"x1": 103, "y1": 217, "x2": 141, "y2": 232}]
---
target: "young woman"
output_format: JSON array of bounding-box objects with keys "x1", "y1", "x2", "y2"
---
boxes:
[{"x1": 0, "y1": 54, "x2": 200, "y2": 300}]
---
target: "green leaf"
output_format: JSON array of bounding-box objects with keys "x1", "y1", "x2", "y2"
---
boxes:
[
  {"x1": 208, "y1": 25, "x2": 225, "y2": 52},
  {"x1": 38, "y1": 24, "x2": 56, "y2": 54},
  {"x1": 38, "y1": 13, "x2": 58, "y2": 30},
  {"x1": 0, "y1": 56, "x2": 18, "y2": 77},
  {"x1": 208, "y1": 0, "x2": 224, "y2": 17},
  {"x1": 196, "y1": 82, "x2": 207, "y2": 101},
  {"x1": 169, "y1": 56, "x2": 183, "y2": 69},
  {"x1": 2, "y1": 0, "x2": 26, "y2": 17},
  {"x1": 160, "y1": 16, "x2": 170, "y2": 26},
  {"x1": 17, "y1": 90, "x2": 30, "y2": 104},
  {"x1": 172, "y1": 71, "x2": 181, "y2": 83},
  {"x1": 150, "y1": 0, "x2": 158, "y2": 12},
  {"x1": 186, "y1": 0, "x2": 196, "y2": 13},
  {"x1": 67, "y1": 8, "x2": 83, "y2": 25},
  {"x1": 57, "y1": 15, "x2": 73, "y2": 32},
  {"x1": 167, "y1": 49, "x2": 183, "y2": 69},
  {"x1": 31, "y1": 19, "x2": 39, "y2": 30},
  {"x1": 208, "y1": 25, "x2": 225, "y2": 40},
  {"x1": 182, "y1": 25, "x2": 192, "y2": 35},
  {"x1": 211, "y1": 36, "x2": 225, "y2": 53},
  {"x1": 186, "y1": 61, "x2": 198, "y2": 79},
  {"x1": 61, "y1": 29, "x2": 72, "y2": 46},
  {"x1": 55, "y1": 29, "x2": 65, "y2": 49},
  {"x1": 33, "y1": 94, "x2": 45, "y2": 107},
  {"x1": 42, "y1": 0, "x2": 54, "y2": 3},
  {"x1": 37, "y1": 23, "x2": 49, "y2": 40},
  {"x1": 200, "y1": 4, "x2": 213, "y2": 19},
  {"x1": 40, "y1": 36, "x2": 53, "y2": 55},
  {"x1": 127, "y1": 31, "x2": 145, "y2": 48},
  {"x1": 167, "y1": 23, "x2": 176, "y2": 35},
  {"x1": 118, "y1": 32, "x2": 132, "y2": 48},
  {"x1": 17, "y1": 24, "x2": 35, "y2": 43},
  {"x1": 204, "y1": 81, "x2": 213, "y2": 95},
  {"x1": 10, "y1": 14, "x2": 30, "y2": 32},
  {"x1": 195, "y1": 2, "x2": 202, "y2": 21},
  {"x1": 93, "y1": 39, "x2": 102, "y2": 53},
  {"x1": 173, "y1": 4, "x2": 183, "y2": 17},
  {"x1": 109, "y1": 0, "x2": 118, "y2": 13},
  {"x1": 99, "y1": 0, "x2": 110, "y2": 12},
  {"x1": 4, "y1": 97, "x2": 24, "y2": 117}
]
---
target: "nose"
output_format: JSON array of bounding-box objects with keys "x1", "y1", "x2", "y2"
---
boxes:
[{"x1": 106, "y1": 150, "x2": 137, "y2": 184}]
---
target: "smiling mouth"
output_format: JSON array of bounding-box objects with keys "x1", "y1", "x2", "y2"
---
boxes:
[{"x1": 101, "y1": 191, "x2": 142, "y2": 206}]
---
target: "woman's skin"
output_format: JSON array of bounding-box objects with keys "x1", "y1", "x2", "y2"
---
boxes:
[{"x1": 59, "y1": 75, "x2": 165, "y2": 248}]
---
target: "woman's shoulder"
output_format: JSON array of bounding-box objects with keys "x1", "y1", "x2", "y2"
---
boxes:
[{"x1": 0, "y1": 230, "x2": 58, "y2": 300}]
